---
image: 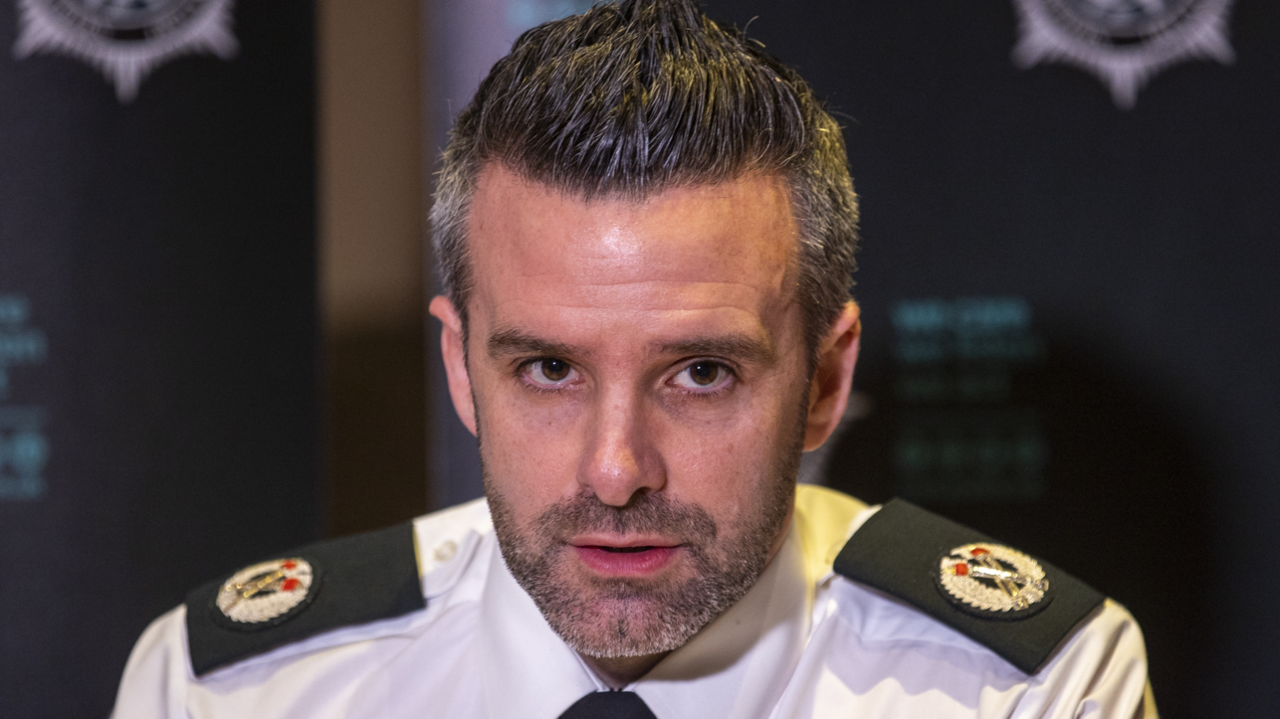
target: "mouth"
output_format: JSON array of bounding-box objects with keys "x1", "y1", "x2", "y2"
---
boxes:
[{"x1": 569, "y1": 538, "x2": 682, "y2": 576}]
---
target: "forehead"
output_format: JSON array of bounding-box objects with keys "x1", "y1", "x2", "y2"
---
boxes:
[{"x1": 465, "y1": 166, "x2": 800, "y2": 328}]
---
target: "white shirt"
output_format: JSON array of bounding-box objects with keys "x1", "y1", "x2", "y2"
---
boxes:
[{"x1": 112, "y1": 485, "x2": 1155, "y2": 718}]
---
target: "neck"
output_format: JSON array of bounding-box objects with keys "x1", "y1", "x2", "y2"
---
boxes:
[{"x1": 580, "y1": 652, "x2": 669, "y2": 689}]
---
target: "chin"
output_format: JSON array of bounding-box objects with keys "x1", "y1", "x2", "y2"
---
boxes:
[{"x1": 555, "y1": 593, "x2": 705, "y2": 659}]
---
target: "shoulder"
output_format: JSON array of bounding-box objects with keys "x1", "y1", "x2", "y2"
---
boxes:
[
  {"x1": 179, "y1": 498, "x2": 493, "y2": 678},
  {"x1": 795, "y1": 496, "x2": 1152, "y2": 715},
  {"x1": 183, "y1": 521, "x2": 424, "y2": 676},
  {"x1": 114, "y1": 499, "x2": 496, "y2": 714},
  {"x1": 826, "y1": 497, "x2": 1110, "y2": 676}
]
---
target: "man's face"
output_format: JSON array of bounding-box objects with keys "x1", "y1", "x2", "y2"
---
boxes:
[{"x1": 432, "y1": 167, "x2": 851, "y2": 659}]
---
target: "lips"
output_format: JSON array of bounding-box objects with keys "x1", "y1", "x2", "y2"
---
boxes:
[{"x1": 570, "y1": 537, "x2": 681, "y2": 576}]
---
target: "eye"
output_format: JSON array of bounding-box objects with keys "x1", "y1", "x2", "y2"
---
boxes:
[
  {"x1": 523, "y1": 358, "x2": 577, "y2": 387},
  {"x1": 672, "y1": 361, "x2": 733, "y2": 391}
]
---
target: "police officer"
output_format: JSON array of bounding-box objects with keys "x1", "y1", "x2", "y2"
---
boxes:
[{"x1": 112, "y1": 1, "x2": 1154, "y2": 716}]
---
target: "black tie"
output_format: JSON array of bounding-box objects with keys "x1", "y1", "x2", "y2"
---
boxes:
[{"x1": 558, "y1": 691, "x2": 659, "y2": 719}]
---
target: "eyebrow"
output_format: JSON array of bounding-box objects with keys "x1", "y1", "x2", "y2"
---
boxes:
[
  {"x1": 487, "y1": 328, "x2": 584, "y2": 360},
  {"x1": 654, "y1": 334, "x2": 775, "y2": 366}
]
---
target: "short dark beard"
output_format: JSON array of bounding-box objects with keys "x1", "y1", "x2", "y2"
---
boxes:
[{"x1": 483, "y1": 425, "x2": 802, "y2": 659}]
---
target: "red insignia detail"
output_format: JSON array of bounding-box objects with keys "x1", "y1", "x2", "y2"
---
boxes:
[
  {"x1": 282, "y1": 560, "x2": 297, "y2": 570},
  {"x1": 970, "y1": 547, "x2": 989, "y2": 555},
  {"x1": 954, "y1": 563, "x2": 969, "y2": 576},
  {"x1": 281, "y1": 578, "x2": 300, "y2": 592}
]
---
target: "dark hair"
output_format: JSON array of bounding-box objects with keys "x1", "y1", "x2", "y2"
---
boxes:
[{"x1": 432, "y1": 0, "x2": 858, "y2": 359}]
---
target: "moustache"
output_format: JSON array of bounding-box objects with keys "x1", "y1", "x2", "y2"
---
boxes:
[{"x1": 536, "y1": 492, "x2": 719, "y2": 544}]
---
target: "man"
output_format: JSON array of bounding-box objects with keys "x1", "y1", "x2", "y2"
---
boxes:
[{"x1": 112, "y1": 1, "x2": 1154, "y2": 716}]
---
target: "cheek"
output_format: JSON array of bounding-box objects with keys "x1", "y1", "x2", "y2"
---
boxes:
[
  {"x1": 656, "y1": 398, "x2": 790, "y2": 500},
  {"x1": 472, "y1": 371, "x2": 588, "y2": 500}
]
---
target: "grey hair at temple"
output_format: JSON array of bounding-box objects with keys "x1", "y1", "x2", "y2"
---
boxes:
[{"x1": 430, "y1": 0, "x2": 859, "y2": 360}]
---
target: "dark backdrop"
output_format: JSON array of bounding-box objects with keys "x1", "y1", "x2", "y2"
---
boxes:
[
  {"x1": 698, "y1": 0, "x2": 1279, "y2": 716},
  {"x1": 0, "y1": 2, "x2": 318, "y2": 716}
]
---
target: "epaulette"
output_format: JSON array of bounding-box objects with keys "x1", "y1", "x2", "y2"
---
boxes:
[
  {"x1": 184, "y1": 522, "x2": 425, "y2": 677},
  {"x1": 833, "y1": 499, "x2": 1104, "y2": 675}
]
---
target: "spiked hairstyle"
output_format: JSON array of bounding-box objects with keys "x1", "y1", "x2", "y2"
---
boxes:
[{"x1": 431, "y1": 0, "x2": 858, "y2": 359}]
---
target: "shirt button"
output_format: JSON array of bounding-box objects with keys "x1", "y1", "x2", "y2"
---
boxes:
[{"x1": 433, "y1": 540, "x2": 458, "y2": 563}]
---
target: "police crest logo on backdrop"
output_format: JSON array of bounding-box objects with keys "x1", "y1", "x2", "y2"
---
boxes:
[
  {"x1": 1011, "y1": 0, "x2": 1235, "y2": 108},
  {"x1": 12, "y1": 0, "x2": 238, "y2": 102}
]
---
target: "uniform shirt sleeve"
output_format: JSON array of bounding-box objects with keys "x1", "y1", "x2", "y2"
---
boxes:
[{"x1": 110, "y1": 605, "x2": 192, "y2": 719}]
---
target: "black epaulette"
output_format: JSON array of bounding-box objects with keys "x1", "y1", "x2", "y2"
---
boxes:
[
  {"x1": 184, "y1": 522, "x2": 425, "y2": 677},
  {"x1": 833, "y1": 499, "x2": 1104, "y2": 675}
]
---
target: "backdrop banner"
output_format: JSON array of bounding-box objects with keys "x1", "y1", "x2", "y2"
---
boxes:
[{"x1": 0, "y1": 2, "x2": 318, "y2": 715}]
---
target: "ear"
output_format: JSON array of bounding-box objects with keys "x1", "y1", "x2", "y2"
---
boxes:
[
  {"x1": 804, "y1": 301, "x2": 861, "y2": 451},
  {"x1": 429, "y1": 295, "x2": 477, "y2": 436}
]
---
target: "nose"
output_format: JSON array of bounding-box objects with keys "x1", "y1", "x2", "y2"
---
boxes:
[{"x1": 578, "y1": 387, "x2": 663, "y2": 507}]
